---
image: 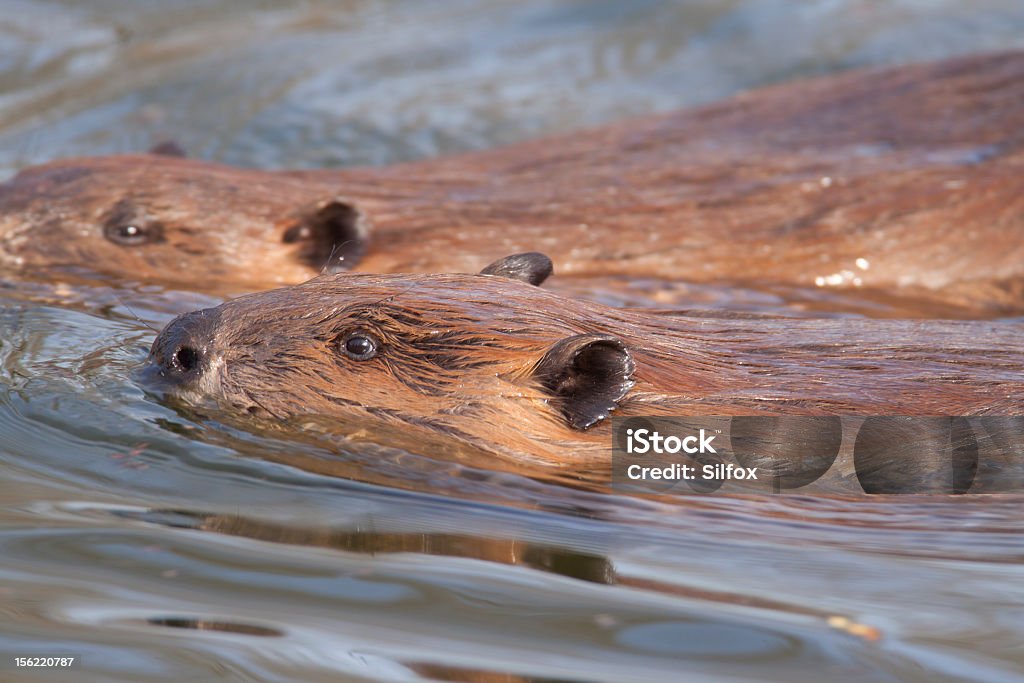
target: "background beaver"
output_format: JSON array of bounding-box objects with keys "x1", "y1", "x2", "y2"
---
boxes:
[
  {"x1": 142, "y1": 254, "x2": 1024, "y2": 495},
  {"x1": 3, "y1": 51, "x2": 1024, "y2": 315}
]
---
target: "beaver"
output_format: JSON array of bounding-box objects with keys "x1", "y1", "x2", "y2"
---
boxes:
[
  {"x1": 142, "y1": 253, "x2": 1024, "y2": 495},
  {"x1": 4, "y1": 51, "x2": 1024, "y2": 313}
]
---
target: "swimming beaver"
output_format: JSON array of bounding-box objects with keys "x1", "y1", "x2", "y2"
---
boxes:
[
  {"x1": 143, "y1": 253, "x2": 1023, "y2": 494},
  {"x1": 4, "y1": 51, "x2": 1024, "y2": 313}
]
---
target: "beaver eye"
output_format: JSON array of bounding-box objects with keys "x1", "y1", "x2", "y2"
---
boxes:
[
  {"x1": 341, "y1": 333, "x2": 378, "y2": 361},
  {"x1": 103, "y1": 220, "x2": 166, "y2": 246}
]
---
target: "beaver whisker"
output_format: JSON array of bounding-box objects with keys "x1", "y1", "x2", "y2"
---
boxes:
[
  {"x1": 319, "y1": 238, "x2": 359, "y2": 275},
  {"x1": 109, "y1": 289, "x2": 158, "y2": 333},
  {"x1": 367, "y1": 279, "x2": 423, "y2": 313},
  {"x1": 239, "y1": 389, "x2": 283, "y2": 421},
  {"x1": 221, "y1": 368, "x2": 285, "y2": 420}
]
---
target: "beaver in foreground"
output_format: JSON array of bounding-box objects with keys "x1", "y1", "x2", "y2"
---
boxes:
[
  {"x1": 142, "y1": 254, "x2": 1023, "y2": 495},
  {"x1": 4, "y1": 51, "x2": 1024, "y2": 314}
]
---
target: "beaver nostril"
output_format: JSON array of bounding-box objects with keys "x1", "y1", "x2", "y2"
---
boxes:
[{"x1": 171, "y1": 345, "x2": 200, "y2": 373}]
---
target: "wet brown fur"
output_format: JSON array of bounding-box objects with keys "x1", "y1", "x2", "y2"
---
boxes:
[
  {"x1": 145, "y1": 271, "x2": 1024, "y2": 489},
  {"x1": 4, "y1": 51, "x2": 1024, "y2": 312}
]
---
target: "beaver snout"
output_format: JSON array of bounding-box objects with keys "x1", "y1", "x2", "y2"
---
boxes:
[{"x1": 144, "y1": 308, "x2": 223, "y2": 388}]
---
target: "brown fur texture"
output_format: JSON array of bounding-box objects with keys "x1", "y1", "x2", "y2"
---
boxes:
[
  {"x1": 3, "y1": 51, "x2": 1024, "y2": 312},
  {"x1": 143, "y1": 269, "x2": 1023, "y2": 489}
]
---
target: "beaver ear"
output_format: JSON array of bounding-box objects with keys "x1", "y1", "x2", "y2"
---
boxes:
[
  {"x1": 480, "y1": 252, "x2": 553, "y2": 286},
  {"x1": 148, "y1": 140, "x2": 188, "y2": 157},
  {"x1": 283, "y1": 198, "x2": 370, "y2": 274},
  {"x1": 533, "y1": 334, "x2": 635, "y2": 430}
]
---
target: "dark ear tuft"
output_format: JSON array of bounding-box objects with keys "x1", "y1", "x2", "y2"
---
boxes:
[
  {"x1": 533, "y1": 334, "x2": 634, "y2": 430},
  {"x1": 283, "y1": 198, "x2": 370, "y2": 273},
  {"x1": 480, "y1": 252, "x2": 553, "y2": 286},
  {"x1": 148, "y1": 140, "x2": 188, "y2": 157}
]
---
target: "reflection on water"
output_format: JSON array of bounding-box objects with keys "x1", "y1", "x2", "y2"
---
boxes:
[{"x1": 2, "y1": 1, "x2": 1024, "y2": 681}]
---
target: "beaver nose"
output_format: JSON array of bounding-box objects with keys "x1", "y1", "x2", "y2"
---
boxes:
[{"x1": 145, "y1": 308, "x2": 221, "y2": 385}]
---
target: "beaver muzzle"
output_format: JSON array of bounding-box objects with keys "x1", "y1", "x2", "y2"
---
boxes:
[{"x1": 142, "y1": 307, "x2": 224, "y2": 394}]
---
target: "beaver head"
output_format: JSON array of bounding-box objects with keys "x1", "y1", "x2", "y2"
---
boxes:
[
  {"x1": 142, "y1": 253, "x2": 636, "y2": 466},
  {"x1": 0, "y1": 149, "x2": 369, "y2": 291},
  {"x1": 141, "y1": 251, "x2": 1024, "y2": 492}
]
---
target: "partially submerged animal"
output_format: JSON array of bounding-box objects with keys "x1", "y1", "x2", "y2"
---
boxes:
[
  {"x1": 142, "y1": 254, "x2": 1024, "y2": 494},
  {"x1": 4, "y1": 51, "x2": 1024, "y2": 314}
]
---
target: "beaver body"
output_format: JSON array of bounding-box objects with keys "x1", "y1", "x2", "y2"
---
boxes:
[
  {"x1": 143, "y1": 256, "x2": 1024, "y2": 494},
  {"x1": 4, "y1": 51, "x2": 1024, "y2": 314}
]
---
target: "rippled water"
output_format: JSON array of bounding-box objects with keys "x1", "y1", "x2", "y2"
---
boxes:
[
  {"x1": 5, "y1": 0, "x2": 1024, "y2": 175},
  {"x1": 2, "y1": 2, "x2": 1024, "y2": 682}
]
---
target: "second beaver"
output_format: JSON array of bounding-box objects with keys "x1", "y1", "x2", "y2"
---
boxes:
[
  {"x1": 4, "y1": 51, "x2": 1024, "y2": 314},
  {"x1": 142, "y1": 254, "x2": 1024, "y2": 495}
]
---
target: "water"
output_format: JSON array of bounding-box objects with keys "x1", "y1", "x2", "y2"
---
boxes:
[
  {"x1": 5, "y1": 0, "x2": 1024, "y2": 175},
  {"x1": 1, "y1": 2, "x2": 1023, "y2": 681}
]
